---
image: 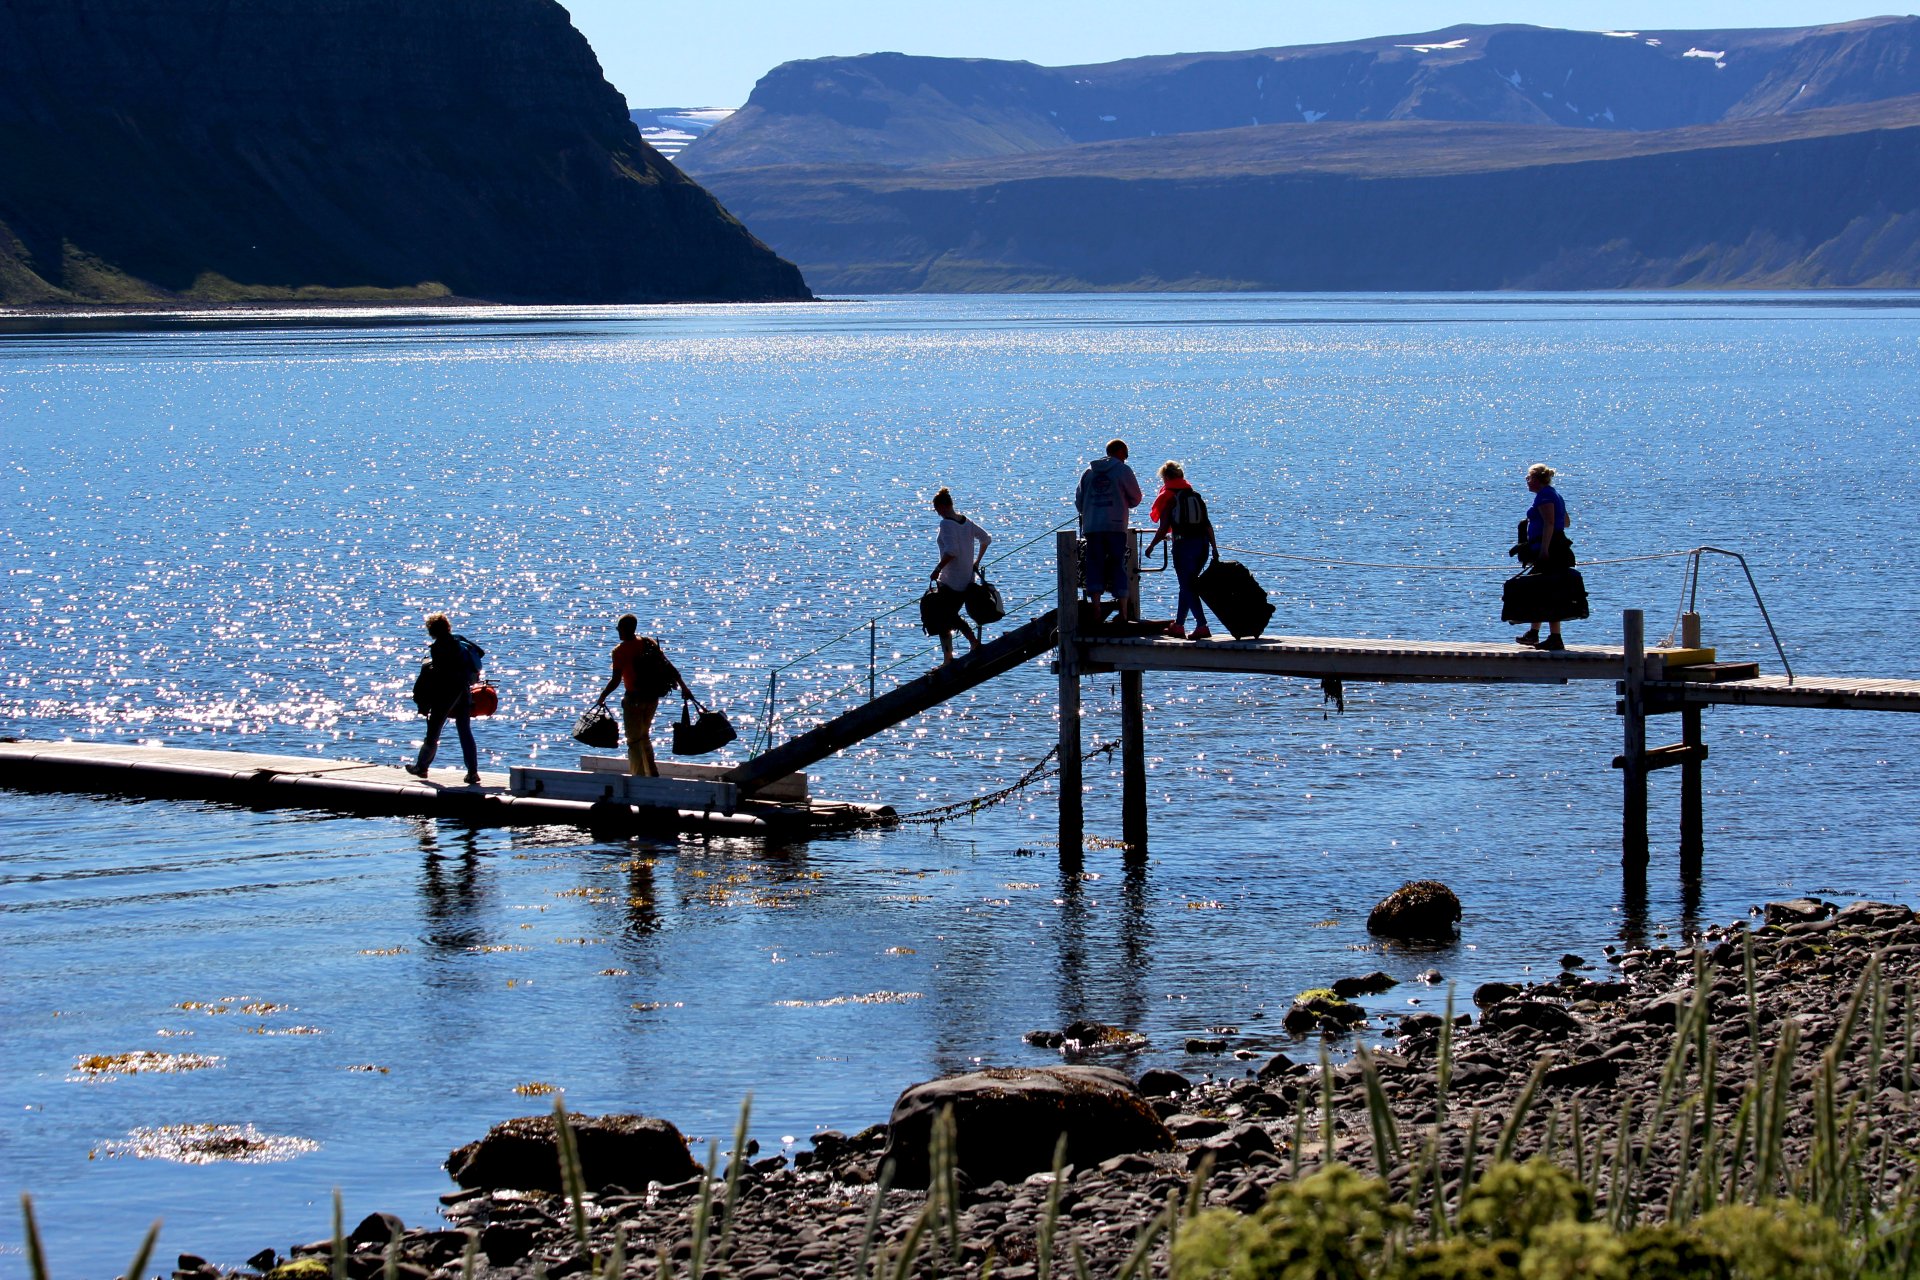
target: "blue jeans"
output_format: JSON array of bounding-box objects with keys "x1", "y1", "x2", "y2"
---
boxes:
[
  {"x1": 418, "y1": 692, "x2": 477, "y2": 774},
  {"x1": 1173, "y1": 539, "x2": 1211, "y2": 628},
  {"x1": 1083, "y1": 531, "x2": 1128, "y2": 601}
]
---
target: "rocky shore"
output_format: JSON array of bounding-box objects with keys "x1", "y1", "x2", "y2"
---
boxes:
[{"x1": 183, "y1": 896, "x2": 1920, "y2": 1280}]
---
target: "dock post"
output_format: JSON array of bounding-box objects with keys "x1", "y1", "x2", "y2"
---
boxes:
[
  {"x1": 1121, "y1": 529, "x2": 1148, "y2": 854},
  {"x1": 1678, "y1": 611, "x2": 1704, "y2": 870},
  {"x1": 1621, "y1": 608, "x2": 1649, "y2": 869},
  {"x1": 1056, "y1": 531, "x2": 1084, "y2": 860}
]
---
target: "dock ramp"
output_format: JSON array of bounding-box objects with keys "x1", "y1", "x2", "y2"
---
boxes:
[{"x1": 725, "y1": 610, "x2": 1059, "y2": 796}]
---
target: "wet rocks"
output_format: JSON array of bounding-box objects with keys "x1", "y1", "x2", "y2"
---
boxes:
[
  {"x1": 1332, "y1": 970, "x2": 1398, "y2": 997},
  {"x1": 1367, "y1": 880, "x2": 1462, "y2": 939},
  {"x1": 1474, "y1": 981, "x2": 1522, "y2": 1007},
  {"x1": 1481, "y1": 999, "x2": 1581, "y2": 1038},
  {"x1": 1284, "y1": 992, "x2": 1366, "y2": 1034},
  {"x1": 206, "y1": 895, "x2": 1920, "y2": 1280},
  {"x1": 1256, "y1": 1051, "x2": 1300, "y2": 1081},
  {"x1": 1837, "y1": 900, "x2": 1913, "y2": 930},
  {"x1": 877, "y1": 1065, "x2": 1174, "y2": 1189},
  {"x1": 445, "y1": 1113, "x2": 698, "y2": 1193},
  {"x1": 1764, "y1": 898, "x2": 1832, "y2": 925},
  {"x1": 1136, "y1": 1067, "x2": 1191, "y2": 1096}
]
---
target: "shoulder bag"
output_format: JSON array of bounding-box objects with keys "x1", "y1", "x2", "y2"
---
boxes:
[{"x1": 671, "y1": 694, "x2": 737, "y2": 756}]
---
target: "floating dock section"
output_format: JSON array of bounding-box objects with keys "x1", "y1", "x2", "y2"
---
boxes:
[{"x1": 0, "y1": 739, "x2": 890, "y2": 837}]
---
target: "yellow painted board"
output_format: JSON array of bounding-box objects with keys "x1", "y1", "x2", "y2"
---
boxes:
[{"x1": 1655, "y1": 647, "x2": 1716, "y2": 667}]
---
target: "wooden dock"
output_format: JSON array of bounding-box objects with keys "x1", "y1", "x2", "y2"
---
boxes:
[
  {"x1": 6, "y1": 530, "x2": 1917, "y2": 868},
  {"x1": 0, "y1": 739, "x2": 891, "y2": 837},
  {"x1": 1045, "y1": 531, "x2": 1920, "y2": 874},
  {"x1": 1082, "y1": 631, "x2": 1626, "y2": 684}
]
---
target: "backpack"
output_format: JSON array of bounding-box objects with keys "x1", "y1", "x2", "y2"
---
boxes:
[
  {"x1": 630, "y1": 638, "x2": 680, "y2": 700},
  {"x1": 1170, "y1": 489, "x2": 1210, "y2": 540},
  {"x1": 454, "y1": 635, "x2": 485, "y2": 680}
]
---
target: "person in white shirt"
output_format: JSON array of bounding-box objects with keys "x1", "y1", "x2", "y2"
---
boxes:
[{"x1": 929, "y1": 487, "x2": 993, "y2": 664}]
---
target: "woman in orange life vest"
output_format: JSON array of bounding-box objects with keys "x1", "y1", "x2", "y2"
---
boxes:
[
  {"x1": 1143, "y1": 461, "x2": 1220, "y2": 641},
  {"x1": 595, "y1": 614, "x2": 692, "y2": 777}
]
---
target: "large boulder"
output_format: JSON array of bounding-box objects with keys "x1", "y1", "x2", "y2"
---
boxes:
[
  {"x1": 446, "y1": 1113, "x2": 699, "y2": 1192},
  {"x1": 879, "y1": 1066, "x2": 1173, "y2": 1189},
  {"x1": 1367, "y1": 880, "x2": 1462, "y2": 940}
]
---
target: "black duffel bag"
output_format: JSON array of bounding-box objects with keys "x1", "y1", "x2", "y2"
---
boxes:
[
  {"x1": 965, "y1": 570, "x2": 1006, "y2": 626},
  {"x1": 919, "y1": 585, "x2": 962, "y2": 636},
  {"x1": 1502, "y1": 568, "x2": 1590, "y2": 625},
  {"x1": 572, "y1": 703, "x2": 619, "y2": 749},
  {"x1": 672, "y1": 695, "x2": 737, "y2": 756}
]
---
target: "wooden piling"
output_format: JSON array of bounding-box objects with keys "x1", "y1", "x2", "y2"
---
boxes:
[
  {"x1": 1678, "y1": 611, "x2": 1704, "y2": 869},
  {"x1": 1056, "y1": 530, "x2": 1084, "y2": 857},
  {"x1": 1621, "y1": 608, "x2": 1650, "y2": 869},
  {"x1": 1121, "y1": 530, "x2": 1148, "y2": 853}
]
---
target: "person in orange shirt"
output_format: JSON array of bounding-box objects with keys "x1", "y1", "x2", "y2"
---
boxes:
[{"x1": 595, "y1": 614, "x2": 691, "y2": 776}]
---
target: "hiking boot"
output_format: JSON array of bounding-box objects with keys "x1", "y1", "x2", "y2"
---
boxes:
[{"x1": 1538, "y1": 635, "x2": 1566, "y2": 651}]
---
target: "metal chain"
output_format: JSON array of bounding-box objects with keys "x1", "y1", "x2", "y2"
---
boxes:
[{"x1": 820, "y1": 740, "x2": 1120, "y2": 829}]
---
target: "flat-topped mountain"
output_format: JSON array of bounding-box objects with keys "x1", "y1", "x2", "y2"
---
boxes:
[
  {"x1": 677, "y1": 18, "x2": 1920, "y2": 293},
  {"x1": 0, "y1": 0, "x2": 809, "y2": 306},
  {"x1": 682, "y1": 17, "x2": 1920, "y2": 174}
]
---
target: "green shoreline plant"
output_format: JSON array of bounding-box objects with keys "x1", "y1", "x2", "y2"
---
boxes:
[{"x1": 21, "y1": 934, "x2": 1920, "y2": 1279}]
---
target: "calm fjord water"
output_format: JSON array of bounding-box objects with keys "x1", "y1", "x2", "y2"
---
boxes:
[{"x1": 4, "y1": 293, "x2": 1920, "y2": 1272}]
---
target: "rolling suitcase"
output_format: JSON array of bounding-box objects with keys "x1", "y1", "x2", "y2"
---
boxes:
[
  {"x1": 1196, "y1": 560, "x2": 1275, "y2": 639},
  {"x1": 1501, "y1": 568, "x2": 1590, "y2": 624}
]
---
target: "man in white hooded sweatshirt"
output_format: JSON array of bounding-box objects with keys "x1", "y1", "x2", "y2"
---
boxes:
[{"x1": 1074, "y1": 438, "x2": 1143, "y2": 619}]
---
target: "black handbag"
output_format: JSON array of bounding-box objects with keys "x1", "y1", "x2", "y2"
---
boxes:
[
  {"x1": 672, "y1": 696, "x2": 737, "y2": 756},
  {"x1": 965, "y1": 570, "x2": 1006, "y2": 626},
  {"x1": 919, "y1": 585, "x2": 950, "y2": 636},
  {"x1": 411, "y1": 662, "x2": 435, "y2": 716},
  {"x1": 572, "y1": 703, "x2": 619, "y2": 749}
]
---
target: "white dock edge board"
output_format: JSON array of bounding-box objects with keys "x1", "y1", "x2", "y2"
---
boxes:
[
  {"x1": 511, "y1": 766, "x2": 738, "y2": 814},
  {"x1": 577, "y1": 755, "x2": 808, "y2": 801}
]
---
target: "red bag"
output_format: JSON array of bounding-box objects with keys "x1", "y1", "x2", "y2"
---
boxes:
[{"x1": 468, "y1": 682, "x2": 499, "y2": 717}]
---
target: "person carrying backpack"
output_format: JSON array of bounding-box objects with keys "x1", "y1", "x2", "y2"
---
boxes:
[
  {"x1": 406, "y1": 612, "x2": 483, "y2": 784},
  {"x1": 1143, "y1": 460, "x2": 1220, "y2": 640},
  {"x1": 1074, "y1": 438, "x2": 1143, "y2": 621},
  {"x1": 595, "y1": 614, "x2": 692, "y2": 777}
]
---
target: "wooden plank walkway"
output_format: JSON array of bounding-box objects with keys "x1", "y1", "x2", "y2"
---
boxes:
[
  {"x1": 1649, "y1": 674, "x2": 1920, "y2": 712},
  {"x1": 1081, "y1": 631, "x2": 1627, "y2": 683},
  {"x1": 0, "y1": 739, "x2": 889, "y2": 835}
]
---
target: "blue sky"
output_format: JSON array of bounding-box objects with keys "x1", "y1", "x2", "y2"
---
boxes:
[{"x1": 557, "y1": 1, "x2": 1897, "y2": 107}]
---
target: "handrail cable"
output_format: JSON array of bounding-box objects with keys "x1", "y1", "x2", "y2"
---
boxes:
[
  {"x1": 1220, "y1": 541, "x2": 1793, "y2": 684},
  {"x1": 1215, "y1": 544, "x2": 1706, "y2": 573},
  {"x1": 761, "y1": 518, "x2": 1078, "y2": 682},
  {"x1": 750, "y1": 582, "x2": 1060, "y2": 753}
]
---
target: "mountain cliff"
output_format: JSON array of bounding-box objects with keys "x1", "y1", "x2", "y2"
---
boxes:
[
  {"x1": 0, "y1": 0, "x2": 809, "y2": 306},
  {"x1": 680, "y1": 18, "x2": 1920, "y2": 293},
  {"x1": 681, "y1": 18, "x2": 1920, "y2": 174}
]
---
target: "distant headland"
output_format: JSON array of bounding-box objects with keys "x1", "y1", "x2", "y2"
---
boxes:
[{"x1": 0, "y1": 0, "x2": 811, "y2": 307}]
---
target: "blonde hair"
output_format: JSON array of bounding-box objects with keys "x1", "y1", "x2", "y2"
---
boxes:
[
  {"x1": 1158, "y1": 460, "x2": 1184, "y2": 481},
  {"x1": 1527, "y1": 463, "x2": 1556, "y2": 484},
  {"x1": 425, "y1": 612, "x2": 452, "y2": 638}
]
